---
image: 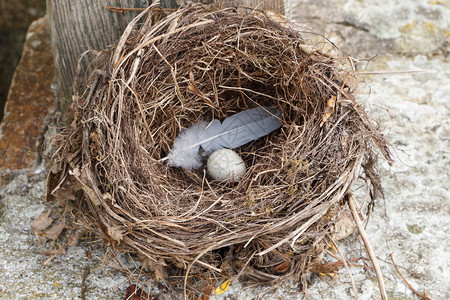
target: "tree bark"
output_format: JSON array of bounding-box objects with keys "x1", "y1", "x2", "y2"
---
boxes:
[
  {"x1": 223, "y1": 0, "x2": 283, "y2": 12},
  {"x1": 46, "y1": 0, "x2": 148, "y2": 105},
  {"x1": 47, "y1": 0, "x2": 284, "y2": 108}
]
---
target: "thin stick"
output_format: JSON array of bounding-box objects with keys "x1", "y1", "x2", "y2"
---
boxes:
[
  {"x1": 348, "y1": 194, "x2": 387, "y2": 300},
  {"x1": 389, "y1": 253, "x2": 431, "y2": 300},
  {"x1": 231, "y1": 251, "x2": 256, "y2": 285},
  {"x1": 331, "y1": 239, "x2": 358, "y2": 299},
  {"x1": 105, "y1": 6, "x2": 176, "y2": 13},
  {"x1": 81, "y1": 266, "x2": 90, "y2": 300},
  {"x1": 323, "y1": 250, "x2": 368, "y2": 269},
  {"x1": 105, "y1": 6, "x2": 145, "y2": 12}
]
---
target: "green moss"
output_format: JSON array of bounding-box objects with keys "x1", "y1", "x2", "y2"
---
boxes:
[{"x1": 407, "y1": 224, "x2": 424, "y2": 234}]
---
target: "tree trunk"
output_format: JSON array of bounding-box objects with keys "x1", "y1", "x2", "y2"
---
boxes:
[
  {"x1": 223, "y1": 0, "x2": 283, "y2": 12},
  {"x1": 46, "y1": 0, "x2": 148, "y2": 106},
  {"x1": 47, "y1": 0, "x2": 284, "y2": 109}
]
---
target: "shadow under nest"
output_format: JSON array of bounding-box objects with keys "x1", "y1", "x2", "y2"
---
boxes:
[{"x1": 47, "y1": 4, "x2": 391, "y2": 297}]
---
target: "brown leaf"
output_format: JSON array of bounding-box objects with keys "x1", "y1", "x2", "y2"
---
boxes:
[
  {"x1": 37, "y1": 236, "x2": 47, "y2": 246},
  {"x1": 68, "y1": 166, "x2": 92, "y2": 203},
  {"x1": 273, "y1": 260, "x2": 291, "y2": 273},
  {"x1": 138, "y1": 254, "x2": 150, "y2": 270},
  {"x1": 155, "y1": 264, "x2": 168, "y2": 281},
  {"x1": 187, "y1": 71, "x2": 215, "y2": 106},
  {"x1": 310, "y1": 261, "x2": 342, "y2": 274},
  {"x1": 320, "y1": 95, "x2": 336, "y2": 127},
  {"x1": 76, "y1": 167, "x2": 103, "y2": 206},
  {"x1": 124, "y1": 284, "x2": 153, "y2": 300},
  {"x1": 150, "y1": 259, "x2": 168, "y2": 281},
  {"x1": 67, "y1": 230, "x2": 86, "y2": 247},
  {"x1": 44, "y1": 219, "x2": 65, "y2": 240},
  {"x1": 199, "y1": 284, "x2": 213, "y2": 300},
  {"x1": 187, "y1": 71, "x2": 205, "y2": 97},
  {"x1": 53, "y1": 186, "x2": 77, "y2": 202},
  {"x1": 199, "y1": 294, "x2": 210, "y2": 300},
  {"x1": 31, "y1": 210, "x2": 53, "y2": 233},
  {"x1": 39, "y1": 245, "x2": 66, "y2": 256},
  {"x1": 107, "y1": 226, "x2": 124, "y2": 242},
  {"x1": 45, "y1": 168, "x2": 61, "y2": 202},
  {"x1": 334, "y1": 211, "x2": 355, "y2": 241}
]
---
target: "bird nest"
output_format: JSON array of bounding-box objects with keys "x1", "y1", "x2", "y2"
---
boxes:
[{"x1": 47, "y1": 4, "x2": 391, "y2": 298}]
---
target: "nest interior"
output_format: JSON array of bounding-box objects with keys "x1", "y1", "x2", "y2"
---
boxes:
[{"x1": 48, "y1": 4, "x2": 391, "y2": 295}]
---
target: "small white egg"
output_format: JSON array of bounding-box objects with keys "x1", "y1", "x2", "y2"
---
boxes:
[{"x1": 207, "y1": 149, "x2": 246, "y2": 182}]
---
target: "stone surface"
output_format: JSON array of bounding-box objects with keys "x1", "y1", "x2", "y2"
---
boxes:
[
  {"x1": 0, "y1": 17, "x2": 56, "y2": 171},
  {"x1": 289, "y1": 0, "x2": 450, "y2": 60},
  {"x1": 0, "y1": 170, "x2": 128, "y2": 299},
  {"x1": 0, "y1": 1, "x2": 449, "y2": 299},
  {"x1": 0, "y1": 0, "x2": 46, "y2": 121}
]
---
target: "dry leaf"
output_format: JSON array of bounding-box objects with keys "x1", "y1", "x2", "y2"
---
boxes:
[
  {"x1": 273, "y1": 260, "x2": 291, "y2": 273},
  {"x1": 310, "y1": 261, "x2": 342, "y2": 274},
  {"x1": 53, "y1": 186, "x2": 77, "y2": 202},
  {"x1": 45, "y1": 220, "x2": 65, "y2": 240},
  {"x1": 67, "y1": 230, "x2": 86, "y2": 247},
  {"x1": 199, "y1": 284, "x2": 213, "y2": 300},
  {"x1": 320, "y1": 95, "x2": 336, "y2": 127},
  {"x1": 124, "y1": 284, "x2": 153, "y2": 300},
  {"x1": 214, "y1": 278, "x2": 230, "y2": 294},
  {"x1": 45, "y1": 169, "x2": 61, "y2": 202},
  {"x1": 139, "y1": 256, "x2": 150, "y2": 270},
  {"x1": 107, "y1": 226, "x2": 124, "y2": 242},
  {"x1": 31, "y1": 210, "x2": 53, "y2": 233},
  {"x1": 70, "y1": 116, "x2": 78, "y2": 129},
  {"x1": 187, "y1": 71, "x2": 215, "y2": 106},
  {"x1": 39, "y1": 245, "x2": 66, "y2": 256},
  {"x1": 187, "y1": 71, "x2": 205, "y2": 97},
  {"x1": 334, "y1": 211, "x2": 355, "y2": 241},
  {"x1": 153, "y1": 259, "x2": 168, "y2": 281}
]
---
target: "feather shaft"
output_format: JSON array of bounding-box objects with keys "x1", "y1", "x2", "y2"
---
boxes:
[
  {"x1": 201, "y1": 107, "x2": 282, "y2": 152},
  {"x1": 163, "y1": 107, "x2": 282, "y2": 169}
]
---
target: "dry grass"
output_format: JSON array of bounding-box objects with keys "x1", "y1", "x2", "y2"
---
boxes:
[{"x1": 47, "y1": 4, "x2": 391, "y2": 298}]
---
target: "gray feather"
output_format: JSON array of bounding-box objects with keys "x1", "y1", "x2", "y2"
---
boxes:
[
  {"x1": 166, "y1": 121, "x2": 207, "y2": 169},
  {"x1": 162, "y1": 107, "x2": 282, "y2": 168},
  {"x1": 200, "y1": 107, "x2": 282, "y2": 153}
]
